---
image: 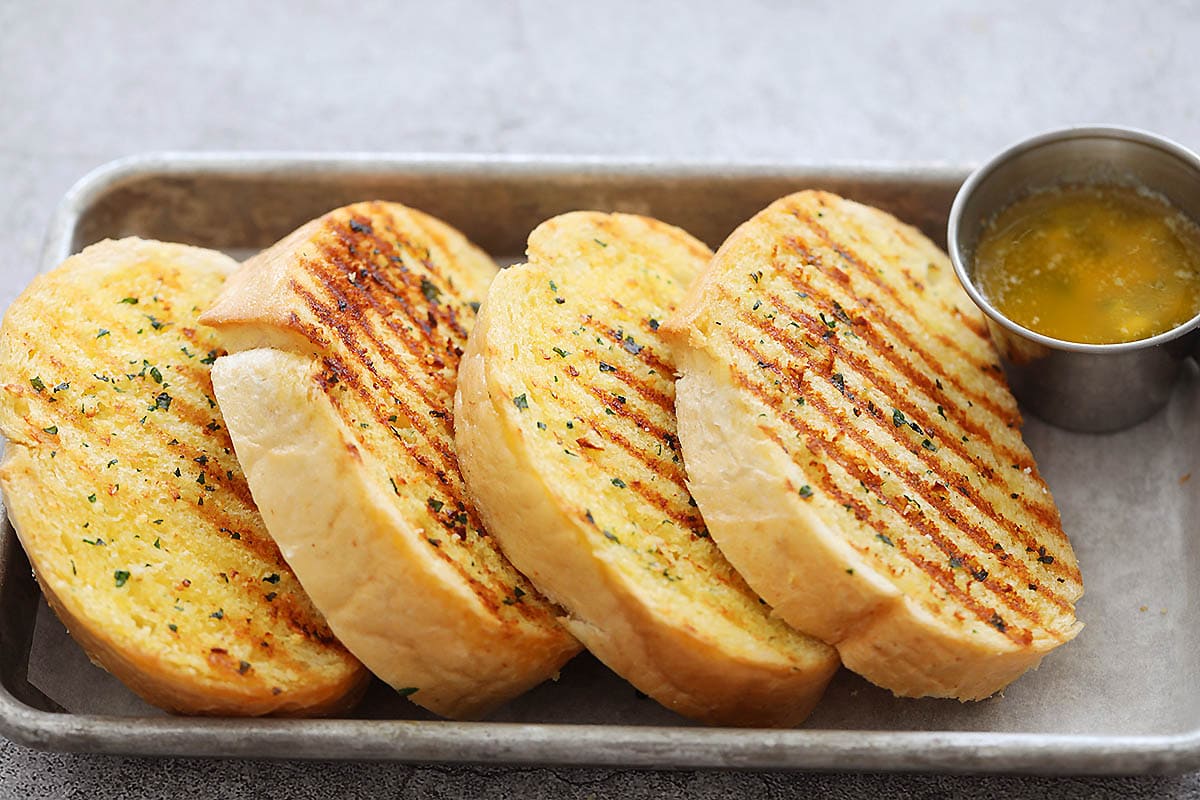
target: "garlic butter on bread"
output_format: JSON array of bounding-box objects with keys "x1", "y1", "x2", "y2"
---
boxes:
[
  {"x1": 455, "y1": 211, "x2": 840, "y2": 727},
  {"x1": 200, "y1": 202, "x2": 581, "y2": 719},
  {"x1": 0, "y1": 238, "x2": 368, "y2": 715},
  {"x1": 663, "y1": 191, "x2": 1084, "y2": 700}
]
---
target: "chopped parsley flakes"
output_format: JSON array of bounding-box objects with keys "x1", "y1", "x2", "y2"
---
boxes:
[{"x1": 420, "y1": 277, "x2": 441, "y2": 303}]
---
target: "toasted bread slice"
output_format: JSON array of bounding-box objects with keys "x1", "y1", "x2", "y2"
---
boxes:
[
  {"x1": 455, "y1": 212, "x2": 840, "y2": 727},
  {"x1": 200, "y1": 202, "x2": 581, "y2": 719},
  {"x1": 663, "y1": 191, "x2": 1084, "y2": 700},
  {"x1": 0, "y1": 238, "x2": 368, "y2": 715}
]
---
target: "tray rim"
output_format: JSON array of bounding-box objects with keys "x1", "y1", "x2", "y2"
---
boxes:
[
  {"x1": 39, "y1": 151, "x2": 971, "y2": 272},
  {"x1": 6, "y1": 151, "x2": 1198, "y2": 774}
]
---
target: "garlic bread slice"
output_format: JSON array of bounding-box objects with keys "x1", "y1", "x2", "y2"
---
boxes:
[
  {"x1": 456, "y1": 212, "x2": 840, "y2": 727},
  {"x1": 663, "y1": 191, "x2": 1083, "y2": 700},
  {"x1": 0, "y1": 238, "x2": 368, "y2": 715},
  {"x1": 201, "y1": 202, "x2": 581, "y2": 719}
]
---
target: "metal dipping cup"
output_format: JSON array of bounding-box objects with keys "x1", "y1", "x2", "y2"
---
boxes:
[{"x1": 947, "y1": 125, "x2": 1200, "y2": 433}]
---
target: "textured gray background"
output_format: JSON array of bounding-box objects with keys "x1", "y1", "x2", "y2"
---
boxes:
[{"x1": 2, "y1": 0, "x2": 1199, "y2": 797}]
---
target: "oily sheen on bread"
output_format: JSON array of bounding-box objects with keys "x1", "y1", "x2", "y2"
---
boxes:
[
  {"x1": 200, "y1": 201, "x2": 581, "y2": 719},
  {"x1": 0, "y1": 238, "x2": 368, "y2": 715},
  {"x1": 662, "y1": 191, "x2": 1084, "y2": 700},
  {"x1": 455, "y1": 211, "x2": 840, "y2": 727}
]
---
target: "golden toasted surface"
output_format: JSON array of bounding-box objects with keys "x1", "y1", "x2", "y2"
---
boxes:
[
  {"x1": 0, "y1": 238, "x2": 367, "y2": 715},
  {"x1": 664, "y1": 191, "x2": 1083, "y2": 699},
  {"x1": 202, "y1": 202, "x2": 580, "y2": 718},
  {"x1": 456, "y1": 212, "x2": 839, "y2": 727}
]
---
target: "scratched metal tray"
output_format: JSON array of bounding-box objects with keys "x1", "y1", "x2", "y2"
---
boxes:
[{"x1": 2, "y1": 154, "x2": 1198, "y2": 774}]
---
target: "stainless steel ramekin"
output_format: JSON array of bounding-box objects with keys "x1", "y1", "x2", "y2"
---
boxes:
[{"x1": 947, "y1": 125, "x2": 1200, "y2": 433}]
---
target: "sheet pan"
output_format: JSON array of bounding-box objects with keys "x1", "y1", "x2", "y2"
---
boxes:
[{"x1": 1, "y1": 154, "x2": 1197, "y2": 774}]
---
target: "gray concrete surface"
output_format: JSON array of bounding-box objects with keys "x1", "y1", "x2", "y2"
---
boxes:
[{"x1": 2, "y1": 0, "x2": 1199, "y2": 796}]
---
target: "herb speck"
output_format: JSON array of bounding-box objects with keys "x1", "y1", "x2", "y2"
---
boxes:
[{"x1": 420, "y1": 277, "x2": 441, "y2": 303}]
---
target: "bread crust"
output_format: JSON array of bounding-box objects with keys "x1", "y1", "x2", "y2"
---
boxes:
[
  {"x1": 455, "y1": 212, "x2": 839, "y2": 727},
  {"x1": 663, "y1": 192, "x2": 1083, "y2": 700},
  {"x1": 201, "y1": 203, "x2": 581, "y2": 719},
  {"x1": 0, "y1": 238, "x2": 369, "y2": 716}
]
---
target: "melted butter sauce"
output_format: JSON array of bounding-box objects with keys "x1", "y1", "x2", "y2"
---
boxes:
[{"x1": 974, "y1": 184, "x2": 1200, "y2": 344}]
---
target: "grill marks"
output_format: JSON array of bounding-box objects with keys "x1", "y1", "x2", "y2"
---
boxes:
[
  {"x1": 29, "y1": 379, "x2": 269, "y2": 559},
  {"x1": 9, "y1": 285, "x2": 340, "y2": 658},
  {"x1": 786, "y1": 205, "x2": 1001, "y2": 371},
  {"x1": 1, "y1": 243, "x2": 372, "y2": 698},
  {"x1": 580, "y1": 383, "x2": 686, "y2": 479},
  {"x1": 293, "y1": 265, "x2": 463, "y2": 487},
  {"x1": 281, "y1": 213, "x2": 548, "y2": 619},
  {"x1": 295, "y1": 300, "x2": 464, "y2": 505},
  {"x1": 544, "y1": 310, "x2": 702, "y2": 534},
  {"x1": 299, "y1": 265, "x2": 455, "y2": 431},
  {"x1": 696, "y1": 200, "x2": 1081, "y2": 633},
  {"x1": 724, "y1": 297, "x2": 1078, "y2": 596},
  {"x1": 295, "y1": 216, "x2": 471, "y2": 482},
  {"x1": 313, "y1": 346, "x2": 513, "y2": 596},
  {"x1": 768, "y1": 232, "x2": 1077, "y2": 566},
  {"x1": 740, "y1": 288, "x2": 1072, "y2": 565},
  {"x1": 581, "y1": 354, "x2": 675, "y2": 416},
  {"x1": 753, "y1": 419, "x2": 1033, "y2": 646},
  {"x1": 294, "y1": 286, "x2": 480, "y2": 534},
  {"x1": 730, "y1": 330, "x2": 1068, "y2": 628},
  {"x1": 20, "y1": 303, "x2": 280, "y2": 565},
  {"x1": 577, "y1": 385, "x2": 698, "y2": 530},
  {"x1": 727, "y1": 340, "x2": 1043, "y2": 642},
  {"x1": 772, "y1": 248, "x2": 1018, "y2": 424},
  {"x1": 326, "y1": 213, "x2": 473, "y2": 343},
  {"x1": 599, "y1": 303, "x2": 676, "y2": 375}
]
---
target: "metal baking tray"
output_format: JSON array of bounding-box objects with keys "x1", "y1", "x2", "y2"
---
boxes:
[{"x1": 2, "y1": 153, "x2": 1198, "y2": 774}]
